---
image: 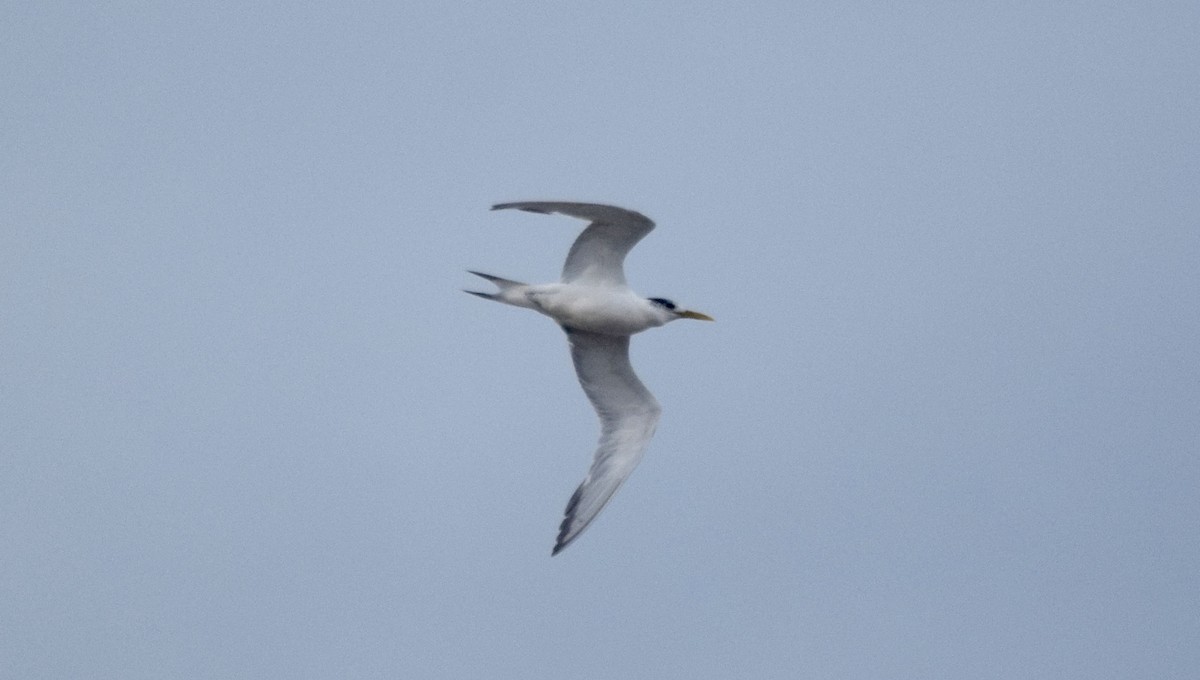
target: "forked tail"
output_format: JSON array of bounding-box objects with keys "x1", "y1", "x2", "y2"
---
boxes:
[{"x1": 463, "y1": 271, "x2": 533, "y2": 307}]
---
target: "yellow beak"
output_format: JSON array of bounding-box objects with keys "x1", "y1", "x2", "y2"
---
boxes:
[{"x1": 677, "y1": 310, "x2": 715, "y2": 321}]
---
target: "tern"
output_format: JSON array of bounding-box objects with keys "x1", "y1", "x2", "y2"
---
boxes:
[{"x1": 467, "y1": 201, "x2": 713, "y2": 555}]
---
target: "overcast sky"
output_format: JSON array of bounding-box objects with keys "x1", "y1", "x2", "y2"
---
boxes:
[{"x1": 3, "y1": 2, "x2": 1198, "y2": 679}]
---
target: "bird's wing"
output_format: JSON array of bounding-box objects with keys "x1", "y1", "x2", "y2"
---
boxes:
[
  {"x1": 492, "y1": 202, "x2": 655, "y2": 286},
  {"x1": 554, "y1": 329, "x2": 662, "y2": 555}
]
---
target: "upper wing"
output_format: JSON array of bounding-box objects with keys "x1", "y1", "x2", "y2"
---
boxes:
[
  {"x1": 492, "y1": 201, "x2": 655, "y2": 286},
  {"x1": 554, "y1": 329, "x2": 662, "y2": 555}
]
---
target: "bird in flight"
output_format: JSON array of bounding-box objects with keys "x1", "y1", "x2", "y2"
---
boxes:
[{"x1": 467, "y1": 201, "x2": 713, "y2": 555}]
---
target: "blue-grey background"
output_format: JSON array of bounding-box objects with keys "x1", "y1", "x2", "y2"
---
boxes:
[{"x1": 4, "y1": 3, "x2": 1197, "y2": 678}]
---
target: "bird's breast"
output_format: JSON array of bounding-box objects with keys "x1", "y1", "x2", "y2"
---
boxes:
[{"x1": 529, "y1": 286, "x2": 662, "y2": 335}]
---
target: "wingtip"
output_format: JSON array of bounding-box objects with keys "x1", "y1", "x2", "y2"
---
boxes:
[
  {"x1": 551, "y1": 487, "x2": 584, "y2": 556},
  {"x1": 551, "y1": 529, "x2": 570, "y2": 556},
  {"x1": 492, "y1": 202, "x2": 552, "y2": 214},
  {"x1": 551, "y1": 531, "x2": 574, "y2": 556}
]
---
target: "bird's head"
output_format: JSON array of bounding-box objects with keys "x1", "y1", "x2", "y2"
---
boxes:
[{"x1": 648, "y1": 297, "x2": 714, "y2": 322}]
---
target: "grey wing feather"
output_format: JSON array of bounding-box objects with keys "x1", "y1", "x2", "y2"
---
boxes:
[
  {"x1": 553, "y1": 329, "x2": 661, "y2": 555},
  {"x1": 491, "y1": 202, "x2": 655, "y2": 285}
]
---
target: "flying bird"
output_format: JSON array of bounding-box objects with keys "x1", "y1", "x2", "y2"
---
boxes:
[{"x1": 467, "y1": 201, "x2": 713, "y2": 555}]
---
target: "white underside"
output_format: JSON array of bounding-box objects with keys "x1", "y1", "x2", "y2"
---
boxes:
[{"x1": 524, "y1": 283, "x2": 670, "y2": 335}]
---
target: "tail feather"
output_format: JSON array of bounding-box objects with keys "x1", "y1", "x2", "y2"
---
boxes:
[
  {"x1": 463, "y1": 289, "x2": 499, "y2": 300},
  {"x1": 463, "y1": 271, "x2": 533, "y2": 308},
  {"x1": 467, "y1": 271, "x2": 525, "y2": 288}
]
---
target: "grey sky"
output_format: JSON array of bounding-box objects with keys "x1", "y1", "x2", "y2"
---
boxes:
[{"x1": 3, "y1": 2, "x2": 1198, "y2": 678}]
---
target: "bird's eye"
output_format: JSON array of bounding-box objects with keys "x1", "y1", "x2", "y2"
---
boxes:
[{"x1": 648, "y1": 298, "x2": 676, "y2": 310}]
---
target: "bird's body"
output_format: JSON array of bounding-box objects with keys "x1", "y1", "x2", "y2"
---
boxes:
[
  {"x1": 467, "y1": 202, "x2": 712, "y2": 555},
  {"x1": 473, "y1": 278, "x2": 673, "y2": 335}
]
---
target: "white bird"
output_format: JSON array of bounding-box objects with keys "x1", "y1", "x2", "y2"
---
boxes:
[{"x1": 467, "y1": 201, "x2": 713, "y2": 555}]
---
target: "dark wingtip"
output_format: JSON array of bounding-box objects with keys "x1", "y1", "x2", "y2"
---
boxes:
[
  {"x1": 551, "y1": 527, "x2": 572, "y2": 556},
  {"x1": 550, "y1": 485, "x2": 585, "y2": 556},
  {"x1": 492, "y1": 202, "x2": 552, "y2": 214}
]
